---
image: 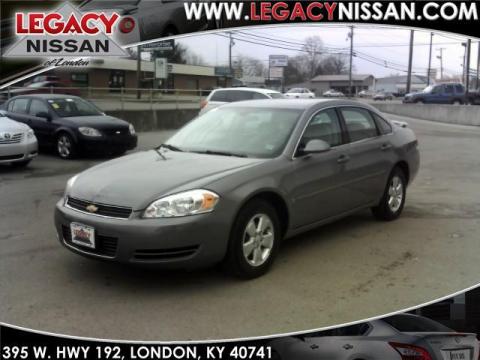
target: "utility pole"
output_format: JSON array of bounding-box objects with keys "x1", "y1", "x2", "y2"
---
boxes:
[
  {"x1": 348, "y1": 26, "x2": 354, "y2": 97},
  {"x1": 228, "y1": 32, "x2": 234, "y2": 77},
  {"x1": 465, "y1": 39, "x2": 471, "y2": 94},
  {"x1": 406, "y1": 30, "x2": 414, "y2": 94},
  {"x1": 427, "y1": 32, "x2": 433, "y2": 86},
  {"x1": 477, "y1": 42, "x2": 480, "y2": 90},
  {"x1": 437, "y1": 48, "x2": 445, "y2": 80},
  {"x1": 136, "y1": 45, "x2": 141, "y2": 99},
  {"x1": 462, "y1": 42, "x2": 467, "y2": 84}
]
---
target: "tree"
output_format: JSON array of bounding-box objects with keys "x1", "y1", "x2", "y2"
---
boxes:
[
  {"x1": 302, "y1": 36, "x2": 324, "y2": 78},
  {"x1": 234, "y1": 55, "x2": 266, "y2": 78},
  {"x1": 317, "y1": 54, "x2": 349, "y2": 75}
]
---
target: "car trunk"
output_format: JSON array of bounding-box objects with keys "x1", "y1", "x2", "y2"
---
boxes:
[{"x1": 407, "y1": 332, "x2": 478, "y2": 360}]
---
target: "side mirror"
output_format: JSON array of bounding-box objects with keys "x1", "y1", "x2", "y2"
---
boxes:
[
  {"x1": 36, "y1": 112, "x2": 51, "y2": 121},
  {"x1": 298, "y1": 139, "x2": 331, "y2": 157}
]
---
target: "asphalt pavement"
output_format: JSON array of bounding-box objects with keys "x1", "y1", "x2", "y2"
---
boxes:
[{"x1": 0, "y1": 116, "x2": 479, "y2": 341}]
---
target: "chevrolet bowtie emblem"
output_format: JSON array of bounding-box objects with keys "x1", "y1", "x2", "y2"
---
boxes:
[{"x1": 86, "y1": 204, "x2": 98, "y2": 213}]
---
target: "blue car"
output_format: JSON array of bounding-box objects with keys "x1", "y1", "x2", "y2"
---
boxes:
[{"x1": 403, "y1": 83, "x2": 465, "y2": 104}]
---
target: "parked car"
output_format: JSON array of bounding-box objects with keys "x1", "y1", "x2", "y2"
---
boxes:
[
  {"x1": 284, "y1": 88, "x2": 315, "y2": 99},
  {"x1": 199, "y1": 88, "x2": 284, "y2": 115},
  {"x1": 0, "y1": 111, "x2": 38, "y2": 167},
  {"x1": 24, "y1": 75, "x2": 61, "y2": 86},
  {"x1": 403, "y1": 83, "x2": 465, "y2": 104},
  {"x1": 0, "y1": 81, "x2": 80, "y2": 102},
  {"x1": 2, "y1": 95, "x2": 137, "y2": 159},
  {"x1": 55, "y1": 99, "x2": 419, "y2": 278},
  {"x1": 79, "y1": 0, "x2": 216, "y2": 44},
  {"x1": 322, "y1": 89, "x2": 345, "y2": 98},
  {"x1": 373, "y1": 92, "x2": 394, "y2": 101},
  {"x1": 465, "y1": 89, "x2": 480, "y2": 105},
  {"x1": 270, "y1": 314, "x2": 479, "y2": 360},
  {"x1": 358, "y1": 90, "x2": 375, "y2": 98}
]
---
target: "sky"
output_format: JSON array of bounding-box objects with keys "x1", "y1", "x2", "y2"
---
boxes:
[{"x1": 171, "y1": 24, "x2": 479, "y2": 80}]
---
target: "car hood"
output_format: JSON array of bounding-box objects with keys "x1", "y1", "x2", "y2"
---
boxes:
[
  {"x1": 62, "y1": 115, "x2": 130, "y2": 128},
  {"x1": 0, "y1": 116, "x2": 30, "y2": 132},
  {"x1": 69, "y1": 150, "x2": 265, "y2": 210}
]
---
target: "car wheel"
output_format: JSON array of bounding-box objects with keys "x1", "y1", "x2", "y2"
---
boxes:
[
  {"x1": 414, "y1": 99, "x2": 425, "y2": 104},
  {"x1": 57, "y1": 133, "x2": 76, "y2": 159},
  {"x1": 371, "y1": 167, "x2": 407, "y2": 221},
  {"x1": 224, "y1": 199, "x2": 281, "y2": 279},
  {"x1": 452, "y1": 99, "x2": 462, "y2": 105},
  {"x1": 11, "y1": 159, "x2": 31, "y2": 168}
]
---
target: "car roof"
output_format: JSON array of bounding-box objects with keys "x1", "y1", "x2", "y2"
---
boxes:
[
  {"x1": 8, "y1": 94, "x2": 80, "y2": 100},
  {"x1": 212, "y1": 87, "x2": 280, "y2": 94},
  {"x1": 219, "y1": 98, "x2": 372, "y2": 110}
]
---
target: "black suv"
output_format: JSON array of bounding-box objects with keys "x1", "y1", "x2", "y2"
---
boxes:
[
  {"x1": 2, "y1": 95, "x2": 137, "y2": 159},
  {"x1": 403, "y1": 83, "x2": 465, "y2": 104}
]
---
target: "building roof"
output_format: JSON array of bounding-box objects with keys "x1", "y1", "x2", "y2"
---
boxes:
[
  {"x1": 311, "y1": 74, "x2": 374, "y2": 82},
  {"x1": 376, "y1": 74, "x2": 432, "y2": 84}
]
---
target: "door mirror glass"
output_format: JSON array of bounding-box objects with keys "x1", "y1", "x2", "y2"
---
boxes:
[
  {"x1": 303, "y1": 139, "x2": 331, "y2": 154},
  {"x1": 36, "y1": 111, "x2": 51, "y2": 121}
]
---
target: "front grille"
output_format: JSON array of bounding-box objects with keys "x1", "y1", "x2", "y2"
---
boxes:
[
  {"x1": 67, "y1": 197, "x2": 132, "y2": 219},
  {"x1": 62, "y1": 225, "x2": 118, "y2": 257},
  {"x1": 133, "y1": 246, "x2": 200, "y2": 261},
  {"x1": 0, "y1": 133, "x2": 24, "y2": 144},
  {"x1": 0, "y1": 154, "x2": 23, "y2": 161},
  {"x1": 103, "y1": 128, "x2": 129, "y2": 136}
]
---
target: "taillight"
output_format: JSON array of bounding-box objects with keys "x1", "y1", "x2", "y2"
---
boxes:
[
  {"x1": 200, "y1": 99, "x2": 208, "y2": 109},
  {"x1": 389, "y1": 342, "x2": 433, "y2": 360},
  {"x1": 118, "y1": 17, "x2": 135, "y2": 34}
]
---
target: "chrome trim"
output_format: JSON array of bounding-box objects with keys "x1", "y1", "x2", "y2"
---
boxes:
[
  {"x1": 62, "y1": 238, "x2": 115, "y2": 260},
  {"x1": 65, "y1": 201, "x2": 132, "y2": 221}
]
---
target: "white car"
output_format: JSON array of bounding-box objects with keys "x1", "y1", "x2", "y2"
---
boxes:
[
  {"x1": 0, "y1": 111, "x2": 38, "y2": 167},
  {"x1": 199, "y1": 88, "x2": 284, "y2": 115},
  {"x1": 284, "y1": 88, "x2": 315, "y2": 99},
  {"x1": 322, "y1": 89, "x2": 345, "y2": 98}
]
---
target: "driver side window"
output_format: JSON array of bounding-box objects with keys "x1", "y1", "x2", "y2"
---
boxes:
[{"x1": 299, "y1": 109, "x2": 343, "y2": 150}]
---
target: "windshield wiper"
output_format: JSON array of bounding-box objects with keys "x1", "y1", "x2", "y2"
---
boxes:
[
  {"x1": 193, "y1": 150, "x2": 248, "y2": 158},
  {"x1": 157, "y1": 143, "x2": 183, "y2": 152}
]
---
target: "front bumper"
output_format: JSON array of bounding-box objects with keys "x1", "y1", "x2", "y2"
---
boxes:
[
  {"x1": 78, "y1": 134, "x2": 138, "y2": 154},
  {"x1": 54, "y1": 200, "x2": 230, "y2": 268},
  {"x1": 0, "y1": 136, "x2": 38, "y2": 164}
]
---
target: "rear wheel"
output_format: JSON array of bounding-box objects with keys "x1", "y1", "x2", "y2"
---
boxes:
[
  {"x1": 57, "y1": 133, "x2": 76, "y2": 159},
  {"x1": 371, "y1": 167, "x2": 407, "y2": 221},
  {"x1": 452, "y1": 99, "x2": 463, "y2": 105},
  {"x1": 224, "y1": 199, "x2": 281, "y2": 279}
]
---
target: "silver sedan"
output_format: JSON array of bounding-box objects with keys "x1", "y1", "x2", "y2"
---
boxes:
[{"x1": 0, "y1": 111, "x2": 38, "y2": 167}]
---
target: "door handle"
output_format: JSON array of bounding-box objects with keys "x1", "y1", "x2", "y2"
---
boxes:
[
  {"x1": 343, "y1": 344, "x2": 354, "y2": 350},
  {"x1": 337, "y1": 154, "x2": 350, "y2": 164},
  {"x1": 380, "y1": 143, "x2": 392, "y2": 151}
]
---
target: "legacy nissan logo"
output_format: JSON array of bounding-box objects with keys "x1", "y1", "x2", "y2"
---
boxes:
[
  {"x1": 4, "y1": 2, "x2": 129, "y2": 57},
  {"x1": 86, "y1": 204, "x2": 99, "y2": 213}
]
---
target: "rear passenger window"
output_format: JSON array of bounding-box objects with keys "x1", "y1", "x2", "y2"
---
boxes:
[
  {"x1": 341, "y1": 108, "x2": 379, "y2": 142},
  {"x1": 455, "y1": 85, "x2": 464, "y2": 93},
  {"x1": 372, "y1": 112, "x2": 392, "y2": 134},
  {"x1": 210, "y1": 91, "x2": 229, "y2": 102},
  {"x1": 252, "y1": 92, "x2": 268, "y2": 100},
  {"x1": 29, "y1": 99, "x2": 49, "y2": 117},
  {"x1": 445, "y1": 85, "x2": 454, "y2": 94},
  {"x1": 10, "y1": 98, "x2": 30, "y2": 114},
  {"x1": 228, "y1": 90, "x2": 255, "y2": 101}
]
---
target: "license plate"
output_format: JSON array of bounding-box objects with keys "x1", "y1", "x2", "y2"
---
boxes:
[
  {"x1": 70, "y1": 222, "x2": 95, "y2": 249},
  {"x1": 445, "y1": 349, "x2": 470, "y2": 360}
]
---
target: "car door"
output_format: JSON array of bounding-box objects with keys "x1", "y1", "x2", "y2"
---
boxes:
[
  {"x1": 4, "y1": 98, "x2": 33, "y2": 125},
  {"x1": 428, "y1": 84, "x2": 444, "y2": 103},
  {"x1": 27, "y1": 99, "x2": 57, "y2": 145},
  {"x1": 338, "y1": 107, "x2": 395, "y2": 209},
  {"x1": 289, "y1": 108, "x2": 354, "y2": 228}
]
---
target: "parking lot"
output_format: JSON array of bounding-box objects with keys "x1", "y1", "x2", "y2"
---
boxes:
[{"x1": 1, "y1": 113, "x2": 480, "y2": 341}]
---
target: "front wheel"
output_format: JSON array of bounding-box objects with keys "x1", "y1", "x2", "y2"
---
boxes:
[
  {"x1": 371, "y1": 168, "x2": 407, "y2": 221},
  {"x1": 224, "y1": 199, "x2": 281, "y2": 279},
  {"x1": 57, "y1": 133, "x2": 76, "y2": 159}
]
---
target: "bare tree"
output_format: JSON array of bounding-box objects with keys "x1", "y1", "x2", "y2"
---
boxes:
[
  {"x1": 186, "y1": 52, "x2": 206, "y2": 66},
  {"x1": 303, "y1": 36, "x2": 324, "y2": 78},
  {"x1": 318, "y1": 54, "x2": 349, "y2": 75},
  {"x1": 234, "y1": 55, "x2": 266, "y2": 77}
]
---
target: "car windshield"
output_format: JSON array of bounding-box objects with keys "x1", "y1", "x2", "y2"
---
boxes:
[
  {"x1": 47, "y1": 98, "x2": 103, "y2": 117},
  {"x1": 268, "y1": 93, "x2": 284, "y2": 99},
  {"x1": 287, "y1": 88, "x2": 301, "y2": 93},
  {"x1": 423, "y1": 85, "x2": 434, "y2": 93},
  {"x1": 165, "y1": 106, "x2": 302, "y2": 158}
]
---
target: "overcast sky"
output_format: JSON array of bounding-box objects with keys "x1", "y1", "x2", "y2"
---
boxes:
[{"x1": 172, "y1": 24, "x2": 478, "y2": 79}]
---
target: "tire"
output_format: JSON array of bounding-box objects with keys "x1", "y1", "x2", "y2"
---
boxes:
[
  {"x1": 414, "y1": 99, "x2": 425, "y2": 104},
  {"x1": 224, "y1": 199, "x2": 281, "y2": 279},
  {"x1": 452, "y1": 99, "x2": 462, "y2": 105},
  {"x1": 371, "y1": 167, "x2": 407, "y2": 221},
  {"x1": 11, "y1": 159, "x2": 31, "y2": 168},
  {"x1": 56, "y1": 133, "x2": 77, "y2": 159}
]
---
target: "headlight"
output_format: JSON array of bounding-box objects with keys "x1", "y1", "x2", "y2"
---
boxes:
[
  {"x1": 143, "y1": 189, "x2": 219, "y2": 218},
  {"x1": 64, "y1": 174, "x2": 79, "y2": 203},
  {"x1": 26, "y1": 129, "x2": 35, "y2": 139},
  {"x1": 129, "y1": 123, "x2": 136, "y2": 135},
  {"x1": 79, "y1": 127, "x2": 102, "y2": 137}
]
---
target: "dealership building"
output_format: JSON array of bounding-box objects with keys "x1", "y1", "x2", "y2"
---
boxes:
[
  {"x1": 375, "y1": 74, "x2": 433, "y2": 94},
  {"x1": 287, "y1": 74, "x2": 375, "y2": 96},
  {"x1": 52, "y1": 58, "x2": 232, "y2": 93}
]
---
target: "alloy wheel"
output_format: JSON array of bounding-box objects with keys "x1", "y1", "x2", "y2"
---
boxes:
[
  {"x1": 242, "y1": 213, "x2": 275, "y2": 267},
  {"x1": 387, "y1": 175, "x2": 404, "y2": 213},
  {"x1": 57, "y1": 135, "x2": 72, "y2": 158}
]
